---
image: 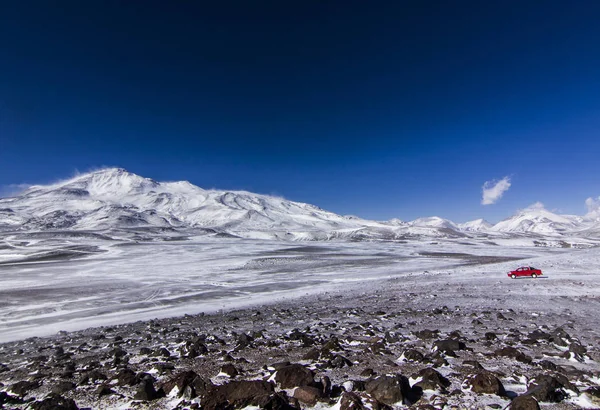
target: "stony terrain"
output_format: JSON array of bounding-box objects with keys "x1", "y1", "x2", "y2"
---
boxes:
[{"x1": 1, "y1": 270, "x2": 599, "y2": 410}]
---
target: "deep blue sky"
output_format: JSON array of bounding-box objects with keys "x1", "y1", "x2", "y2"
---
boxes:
[{"x1": 1, "y1": 1, "x2": 600, "y2": 222}]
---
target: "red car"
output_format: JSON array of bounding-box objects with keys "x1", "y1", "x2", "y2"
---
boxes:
[{"x1": 508, "y1": 266, "x2": 542, "y2": 279}]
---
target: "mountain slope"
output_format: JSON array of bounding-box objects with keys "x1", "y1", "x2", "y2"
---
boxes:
[
  {"x1": 459, "y1": 218, "x2": 493, "y2": 232},
  {"x1": 2, "y1": 168, "x2": 599, "y2": 242},
  {"x1": 490, "y1": 205, "x2": 582, "y2": 235},
  {"x1": 0, "y1": 168, "x2": 391, "y2": 238}
]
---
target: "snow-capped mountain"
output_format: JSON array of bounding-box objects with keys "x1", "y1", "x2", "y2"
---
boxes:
[
  {"x1": 409, "y1": 216, "x2": 458, "y2": 230},
  {"x1": 458, "y1": 218, "x2": 493, "y2": 232},
  {"x1": 1, "y1": 168, "x2": 599, "y2": 242},
  {"x1": 490, "y1": 204, "x2": 582, "y2": 236},
  {"x1": 0, "y1": 168, "x2": 380, "y2": 237}
]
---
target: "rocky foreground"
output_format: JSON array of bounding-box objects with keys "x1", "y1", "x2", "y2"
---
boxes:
[{"x1": 0, "y1": 277, "x2": 599, "y2": 410}]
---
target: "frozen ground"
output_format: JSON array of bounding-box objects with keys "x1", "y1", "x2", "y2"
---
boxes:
[
  {"x1": 1, "y1": 236, "x2": 600, "y2": 409},
  {"x1": 0, "y1": 235, "x2": 598, "y2": 344}
]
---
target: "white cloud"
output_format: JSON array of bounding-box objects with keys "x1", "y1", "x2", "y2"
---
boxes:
[
  {"x1": 585, "y1": 197, "x2": 600, "y2": 215},
  {"x1": 481, "y1": 177, "x2": 511, "y2": 205},
  {"x1": 525, "y1": 201, "x2": 545, "y2": 211}
]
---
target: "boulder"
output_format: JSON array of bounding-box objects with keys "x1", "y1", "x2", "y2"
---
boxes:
[
  {"x1": 339, "y1": 391, "x2": 389, "y2": 410},
  {"x1": 274, "y1": 364, "x2": 315, "y2": 389},
  {"x1": 96, "y1": 384, "x2": 115, "y2": 397},
  {"x1": 411, "y1": 367, "x2": 450, "y2": 391},
  {"x1": 464, "y1": 372, "x2": 506, "y2": 396},
  {"x1": 51, "y1": 381, "x2": 76, "y2": 394},
  {"x1": 525, "y1": 375, "x2": 567, "y2": 403},
  {"x1": 510, "y1": 395, "x2": 541, "y2": 410},
  {"x1": 365, "y1": 375, "x2": 414, "y2": 405},
  {"x1": 116, "y1": 368, "x2": 137, "y2": 386},
  {"x1": 400, "y1": 349, "x2": 425, "y2": 362},
  {"x1": 582, "y1": 387, "x2": 600, "y2": 407},
  {"x1": 9, "y1": 380, "x2": 40, "y2": 397},
  {"x1": 293, "y1": 386, "x2": 323, "y2": 405},
  {"x1": 494, "y1": 347, "x2": 532, "y2": 364},
  {"x1": 220, "y1": 363, "x2": 239, "y2": 377},
  {"x1": 201, "y1": 380, "x2": 275, "y2": 410},
  {"x1": 433, "y1": 339, "x2": 466, "y2": 354},
  {"x1": 30, "y1": 393, "x2": 78, "y2": 410},
  {"x1": 0, "y1": 391, "x2": 23, "y2": 406},
  {"x1": 414, "y1": 329, "x2": 439, "y2": 340},
  {"x1": 134, "y1": 379, "x2": 164, "y2": 401},
  {"x1": 161, "y1": 370, "x2": 211, "y2": 399}
]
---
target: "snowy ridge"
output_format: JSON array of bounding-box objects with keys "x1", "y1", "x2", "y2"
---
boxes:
[{"x1": 1, "y1": 168, "x2": 599, "y2": 241}]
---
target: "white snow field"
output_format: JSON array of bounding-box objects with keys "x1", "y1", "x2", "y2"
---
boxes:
[
  {"x1": 1, "y1": 235, "x2": 599, "y2": 343},
  {"x1": 1, "y1": 168, "x2": 600, "y2": 343}
]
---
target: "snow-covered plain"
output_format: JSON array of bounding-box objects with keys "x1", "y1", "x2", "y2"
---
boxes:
[{"x1": 1, "y1": 233, "x2": 599, "y2": 344}]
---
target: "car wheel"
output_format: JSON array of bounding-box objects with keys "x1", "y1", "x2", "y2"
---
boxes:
[
  {"x1": 511, "y1": 274, "x2": 516, "y2": 279},
  {"x1": 532, "y1": 273, "x2": 537, "y2": 278}
]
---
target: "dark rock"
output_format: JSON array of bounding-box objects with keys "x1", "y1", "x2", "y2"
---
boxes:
[
  {"x1": 162, "y1": 370, "x2": 212, "y2": 399},
  {"x1": 322, "y1": 337, "x2": 343, "y2": 352},
  {"x1": 154, "y1": 362, "x2": 175, "y2": 374},
  {"x1": 401, "y1": 349, "x2": 425, "y2": 362},
  {"x1": 139, "y1": 347, "x2": 152, "y2": 355},
  {"x1": 433, "y1": 339, "x2": 466, "y2": 353},
  {"x1": 330, "y1": 354, "x2": 353, "y2": 368},
  {"x1": 110, "y1": 347, "x2": 127, "y2": 358},
  {"x1": 568, "y1": 342, "x2": 587, "y2": 355},
  {"x1": 510, "y1": 395, "x2": 541, "y2": 410},
  {"x1": 269, "y1": 361, "x2": 291, "y2": 370},
  {"x1": 9, "y1": 380, "x2": 41, "y2": 396},
  {"x1": 319, "y1": 375, "x2": 332, "y2": 396},
  {"x1": 97, "y1": 384, "x2": 115, "y2": 397},
  {"x1": 179, "y1": 337, "x2": 209, "y2": 358},
  {"x1": 154, "y1": 347, "x2": 171, "y2": 358},
  {"x1": 30, "y1": 393, "x2": 78, "y2": 410},
  {"x1": 135, "y1": 372, "x2": 155, "y2": 385},
  {"x1": 79, "y1": 369, "x2": 107, "y2": 385},
  {"x1": 360, "y1": 368, "x2": 376, "y2": 377},
  {"x1": 536, "y1": 360, "x2": 557, "y2": 371},
  {"x1": 303, "y1": 348, "x2": 321, "y2": 361},
  {"x1": 220, "y1": 363, "x2": 239, "y2": 377},
  {"x1": 464, "y1": 372, "x2": 506, "y2": 396},
  {"x1": 340, "y1": 391, "x2": 389, "y2": 410},
  {"x1": 274, "y1": 364, "x2": 315, "y2": 389},
  {"x1": 384, "y1": 331, "x2": 399, "y2": 343},
  {"x1": 52, "y1": 381, "x2": 76, "y2": 394},
  {"x1": 365, "y1": 374, "x2": 414, "y2": 405},
  {"x1": 553, "y1": 373, "x2": 579, "y2": 394},
  {"x1": 366, "y1": 341, "x2": 391, "y2": 355},
  {"x1": 293, "y1": 386, "x2": 323, "y2": 405},
  {"x1": 0, "y1": 391, "x2": 23, "y2": 406},
  {"x1": 257, "y1": 391, "x2": 299, "y2": 410},
  {"x1": 426, "y1": 351, "x2": 449, "y2": 367},
  {"x1": 134, "y1": 379, "x2": 164, "y2": 401},
  {"x1": 116, "y1": 368, "x2": 138, "y2": 386},
  {"x1": 202, "y1": 380, "x2": 275, "y2": 410},
  {"x1": 525, "y1": 375, "x2": 567, "y2": 403},
  {"x1": 583, "y1": 387, "x2": 600, "y2": 407},
  {"x1": 494, "y1": 347, "x2": 532, "y2": 364},
  {"x1": 527, "y1": 330, "x2": 551, "y2": 342},
  {"x1": 414, "y1": 329, "x2": 439, "y2": 340},
  {"x1": 411, "y1": 367, "x2": 450, "y2": 391},
  {"x1": 550, "y1": 327, "x2": 572, "y2": 346},
  {"x1": 339, "y1": 391, "x2": 364, "y2": 410},
  {"x1": 485, "y1": 332, "x2": 497, "y2": 340}
]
